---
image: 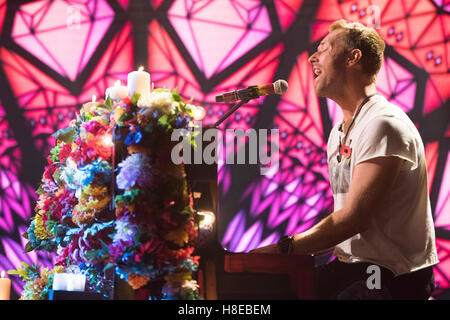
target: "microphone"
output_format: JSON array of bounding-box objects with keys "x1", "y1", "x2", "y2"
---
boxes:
[{"x1": 215, "y1": 79, "x2": 288, "y2": 102}]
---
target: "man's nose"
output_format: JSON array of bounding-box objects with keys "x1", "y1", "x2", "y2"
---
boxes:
[{"x1": 308, "y1": 51, "x2": 318, "y2": 64}]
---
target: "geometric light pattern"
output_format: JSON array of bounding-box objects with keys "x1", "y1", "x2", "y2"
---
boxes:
[
  {"x1": 168, "y1": 0, "x2": 272, "y2": 79},
  {"x1": 376, "y1": 57, "x2": 417, "y2": 114},
  {"x1": 0, "y1": 103, "x2": 36, "y2": 233},
  {"x1": 434, "y1": 152, "x2": 450, "y2": 231},
  {"x1": 12, "y1": 0, "x2": 115, "y2": 81},
  {"x1": 0, "y1": 0, "x2": 449, "y2": 298},
  {"x1": 273, "y1": 0, "x2": 305, "y2": 32}
]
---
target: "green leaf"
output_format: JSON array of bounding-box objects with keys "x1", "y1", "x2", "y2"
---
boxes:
[
  {"x1": 52, "y1": 168, "x2": 62, "y2": 186},
  {"x1": 50, "y1": 144, "x2": 62, "y2": 162},
  {"x1": 24, "y1": 242, "x2": 34, "y2": 253},
  {"x1": 131, "y1": 92, "x2": 141, "y2": 105},
  {"x1": 103, "y1": 263, "x2": 115, "y2": 272},
  {"x1": 172, "y1": 88, "x2": 182, "y2": 102},
  {"x1": 8, "y1": 262, "x2": 40, "y2": 282},
  {"x1": 118, "y1": 111, "x2": 130, "y2": 123},
  {"x1": 84, "y1": 113, "x2": 93, "y2": 121},
  {"x1": 36, "y1": 185, "x2": 45, "y2": 196},
  {"x1": 104, "y1": 96, "x2": 114, "y2": 111},
  {"x1": 22, "y1": 231, "x2": 29, "y2": 240},
  {"x1": 158, "y1": 114, "x2": 168, "y2": 126},
  {"x1": 45, "y1": 219, "x2": 58, "y2": 235},
  {"x1": 52, "y1": 127, "x2": 77, "y2": 143},
  {"x1": 84, "y1": 250, "x2": 99, "y2": 262}
]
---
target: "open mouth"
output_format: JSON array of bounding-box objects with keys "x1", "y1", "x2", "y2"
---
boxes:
[{"x1": 313, "y1": 68, "x2": 322, "y2": 79}]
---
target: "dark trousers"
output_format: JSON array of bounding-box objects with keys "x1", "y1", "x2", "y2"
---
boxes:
[{"x1": 314, "y1": 259, "x2": 435, "y2": 300}]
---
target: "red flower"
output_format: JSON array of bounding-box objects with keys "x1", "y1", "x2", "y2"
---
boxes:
[
  {"x1": 59, "y1": 143, "x2": 72, "y2": 162},
  {"x1": 340, "y1": 145, "x2": 352, "y2": 159},
  {"x1": 121, "y1": 97, "x2": 131, "y2": 105}
]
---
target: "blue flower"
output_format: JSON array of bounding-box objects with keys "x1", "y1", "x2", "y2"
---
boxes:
[
  {"x1": 124, "y1": 132, "x2": 136, "y2": 146},
  {"x1": 125, "y1": 127, "x2": 143, "y2": 145},
  {"x1": 135, "y1": 130, "x2": 143, "y2": 144},
  {"x1": 175, "y1": 116, "x2": 183, "y2": 127}
]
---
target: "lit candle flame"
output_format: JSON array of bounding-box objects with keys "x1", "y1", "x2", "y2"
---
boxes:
[
  {"x1": 197, "y1": 210, "x2": 215, "y2": 229},
  {"x1": 114, "y1": 80, "x2": 121, "y2": 87},
  {"x1": 1, "y1": 270, "x2": 5, "y2": 278},
  {"x1": 138, "y1": 66, "x2": 144, "y2": 72},
  {"x1": 101, "y1": 134, "x2": 113, "y2": 146},
  {"x1": 92, "y1": 95, "x2": 96, "y2": 103}
]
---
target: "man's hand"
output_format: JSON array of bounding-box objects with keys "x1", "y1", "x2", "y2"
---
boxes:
[{"x1": 249, "y1": 244, "x2": 279, "y2": 254}]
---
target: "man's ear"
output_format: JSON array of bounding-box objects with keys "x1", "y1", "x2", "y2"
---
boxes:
[{"x1": 347, "y1": 49, "x2": 362, "y2": 67}]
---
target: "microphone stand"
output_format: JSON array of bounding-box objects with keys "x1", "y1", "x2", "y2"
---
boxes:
[{"x1": 213, "y1": 99, "x2": 250, "y2": 128}]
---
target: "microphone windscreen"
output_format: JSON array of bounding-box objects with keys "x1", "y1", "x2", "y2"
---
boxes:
[{"x1": 274, "y1": 79, "x2": 288, "y2": 95}]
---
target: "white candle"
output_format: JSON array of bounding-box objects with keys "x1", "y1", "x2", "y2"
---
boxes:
[
  {"x1": 127, "y1": 66, "x2": 151, "y2": 98},
  {"x1": 66, "y1": 274, "x2": 86, "y2": 292},
  {"x1": 52, "y1": 273, "x2": 68, "y2": 291},
  {"x1": 106, "y1": 80, "x2": 129, "y2": 101},
  {"x1": 0, "y1": 271, "x2": 11, "y2": 300},
  {"x1": 82, "y1": 95, "x2": 99, "y2": 113}
]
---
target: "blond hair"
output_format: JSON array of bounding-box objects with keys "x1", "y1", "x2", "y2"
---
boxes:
[{"x1": 330, "y1": 19, "x2": 385, "y2": 83}]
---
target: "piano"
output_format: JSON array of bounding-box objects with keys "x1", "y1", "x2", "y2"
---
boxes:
[{"x1": 185, "y1": 142, "x2": 315, "y2": 300}]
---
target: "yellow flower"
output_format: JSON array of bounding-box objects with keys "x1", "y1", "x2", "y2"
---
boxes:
[
  {"x1": 114, "y1": 106, "x2": 126, "y2": 123},
  {"x1": 83, "y1": 196, "x2": 109, "y2": 210},
  {"x1": 165, "y1": 229, "x2": 189, "y2": 247},
  {"x1": 71, "y1": 185, "x2": 110, "y2": 226},
  {"x1": 40, "y1": 267, "x2": 51, "y2": 283},
  {"x1": 21, "y1": 278, "x2": 46, "y2": 300},
  {"x1": 83, "y1": 185, "x2": 107, "y2": 196},
  {"x1": 34, "y1": 214, "x2": 53, "y2": 240},
  {"x1": 72, "y1": 206, "x2": 97, "y2": 226},
  {"x1": 52, "y1": 266, "x2": 65, "y2": 274}
]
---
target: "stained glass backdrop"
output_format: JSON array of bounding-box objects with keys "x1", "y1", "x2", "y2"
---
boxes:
[{"x1": 0, "y1": 0, "x2": 448, "y2": 299}]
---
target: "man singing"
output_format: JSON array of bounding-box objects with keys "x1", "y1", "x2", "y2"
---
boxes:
[{"x1": 252, "y1": 19, "x2": 438, "y2": 299}]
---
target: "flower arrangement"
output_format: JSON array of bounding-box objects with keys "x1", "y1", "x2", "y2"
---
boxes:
[
  {"x1": 8, "y1": 263, "x2": 65, "y2": 300},
  {"x1": 18, "y1": 71, "x2": 204, "y2": 300}
]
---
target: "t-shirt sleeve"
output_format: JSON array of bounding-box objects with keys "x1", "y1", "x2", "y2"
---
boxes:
[{"x1": 354, "y1": 116, "x2": 418, "y2": 170}]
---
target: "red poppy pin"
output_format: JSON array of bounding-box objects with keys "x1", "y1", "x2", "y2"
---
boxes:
[{"x1": 340, "y1": 145, "x2": 352, "y2": 159}]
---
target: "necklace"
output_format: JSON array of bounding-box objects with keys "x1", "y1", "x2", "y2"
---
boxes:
[{"x1": 337, "y1": 92, "x2": 378, "y2": 163}]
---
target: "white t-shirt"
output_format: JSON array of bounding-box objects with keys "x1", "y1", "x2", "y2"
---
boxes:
[{"x1": 327, "y1": 94, "x2": 438, "y2": 276}]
